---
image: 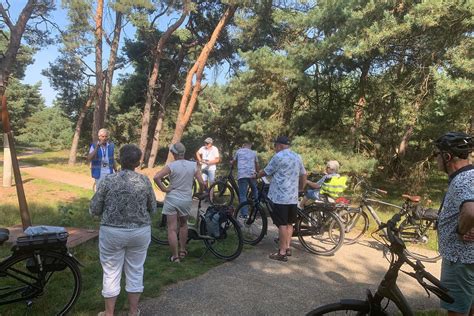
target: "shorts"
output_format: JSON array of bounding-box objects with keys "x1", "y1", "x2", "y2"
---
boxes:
[
  {"x1": 440, "y1": 258, "x2": 474, "y2": 314},
  {"x1": 162, "y1": 197, "x2": 192, "y2": 217},
  {"x1": 201, "y1": 168, "x2": 216, "y2": 184},
  {"x1": 270, "y1": 203, "x2": 297, "y2": 227}
]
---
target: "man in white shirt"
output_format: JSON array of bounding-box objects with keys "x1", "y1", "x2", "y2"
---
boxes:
[{"x1": 196, "y1": 137, "x2": 220, "y2": 187}]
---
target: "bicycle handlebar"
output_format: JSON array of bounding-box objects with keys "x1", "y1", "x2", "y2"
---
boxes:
[{"x1": 381, "y1": 213, "x2": 454, "y2": 304}]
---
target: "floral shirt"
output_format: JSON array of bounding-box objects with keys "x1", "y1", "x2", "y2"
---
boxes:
[
  {"x1": 264, "y1": 148, "x2": 306, "y2": 205},
  {"x1": 89, "y1": 170, "x2": 157, "y2": 228},
  {"x1": 438, "y1": 165, "x2": 474, "y2": 264}
]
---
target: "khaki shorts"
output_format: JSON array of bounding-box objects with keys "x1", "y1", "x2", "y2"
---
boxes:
[{"x1": 162, "y1": 197, "x2": 192, "y2": 217}]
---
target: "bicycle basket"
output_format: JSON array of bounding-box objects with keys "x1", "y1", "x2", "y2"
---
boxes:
[
  {"x1": 15, "y1": 232, "x2": 68, "y2": 253},
  {"x1": 204, "y1": 206, "x2": 233, "y2": 239},
  {"x1": 26, "y1": 255, "x2": 67, "y2": 273}
]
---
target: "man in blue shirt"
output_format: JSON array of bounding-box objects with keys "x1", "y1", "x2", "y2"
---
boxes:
[
  {"x1": 256, "y1": 136, "x2": 306, "y2": 262},
  {"x1": 434, "y1": 132, "x2": 474, "y2": 316}
]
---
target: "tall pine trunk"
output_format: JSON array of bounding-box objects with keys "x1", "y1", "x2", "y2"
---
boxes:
[
  {"x1": 68, "y1": 88, "x2": 96, "y2": 165},
  {"x1": 139, "y1": 3, "x2": 189, "y2": 165},
  {"x1": 167, "y1": 5, "x2": 237, "y2": 163},
  {"x1": 104, "y1": 11, "x2": 122, "y2": 121},
  {"x1": 351, "y1": 60, "x2": 370, "y2": 152},
  {"x1": 147, "y1": 46, "x2": 187, "y2": 169},
  {"x1": 92, "y1": 0, "x2": 104, "y2": 142}
]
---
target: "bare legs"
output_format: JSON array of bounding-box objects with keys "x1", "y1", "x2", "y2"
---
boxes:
[
  {"x1": 167, "y1": 214, "x2": 189, "y2": 261},
  {"x1": 103, "y1": 293, "x2": 140, "y2": 316},
  {"x1": 278, "y1": 224, "x2": 293, "y2": 255}
]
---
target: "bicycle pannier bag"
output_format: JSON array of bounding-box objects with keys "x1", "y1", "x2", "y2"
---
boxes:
[{"x1": 204, "y1": 206, "x2": 231, "y2": 239}]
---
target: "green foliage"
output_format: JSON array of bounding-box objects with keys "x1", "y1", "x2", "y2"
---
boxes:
[
  {"x1": 16, "y1": 107, "x2": 73, "y2": 150},
  {"x1": 4, "y1": 78, "x2": 45, "y2": 132}
]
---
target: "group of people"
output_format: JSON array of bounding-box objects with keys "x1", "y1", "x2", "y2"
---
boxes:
[{"x1": 87, "y1": 128, "x2": 473, "y2": 316}]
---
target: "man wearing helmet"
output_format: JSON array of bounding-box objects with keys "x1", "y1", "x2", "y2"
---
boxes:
[{"x1": 434, "y1": 131, "x2": 474, "y2": 316}]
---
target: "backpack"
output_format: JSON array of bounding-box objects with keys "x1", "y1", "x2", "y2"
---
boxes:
[{"x1": 204, "y1": 206, "x2": 232, "y2": 239}]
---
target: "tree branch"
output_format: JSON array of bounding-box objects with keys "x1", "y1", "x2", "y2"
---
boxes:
[{"x1": 0, "y1": 4, "x2": 14, "y2": 30}]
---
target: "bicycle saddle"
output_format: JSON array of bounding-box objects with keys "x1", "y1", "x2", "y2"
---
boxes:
[
  {"x1": 0, "y1": 228, "x2": 10, "y2": 245},
  {"x1": 402, "y1": 194, "x2": 421, "y2": 203}
]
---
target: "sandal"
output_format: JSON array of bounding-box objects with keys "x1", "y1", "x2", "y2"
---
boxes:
[
  {"x1": 269, "y1": 252, "x2": 288, "y2": 262},
  {"x1": 169, "y1": 255, "x2": 180, "y2": 263},
  {"x1": 179, "y1": 250, "x2": 188, "y2": 259},
  {"x1": 286, "y1": 249, "x2": 292, "y2": 257}
]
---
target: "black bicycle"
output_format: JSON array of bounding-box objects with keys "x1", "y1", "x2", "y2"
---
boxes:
[
  {"x1": 151, "y1": 193, "x2": 244, "y2": 261},
  {"x1": 306, "y1": 213, "x2": 453, "y2": 315},
  {"x1": 234, "y1": 179, "x2": 345, "y2": 256},
  {"x1": 0, "y1": 228, "x2": 82, "y2": 315},
  {"x1": 208, "y1": 164, "x2": 240, "y2": 207}
]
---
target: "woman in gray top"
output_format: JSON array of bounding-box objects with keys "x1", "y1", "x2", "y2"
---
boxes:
[
  {"x1": 90, "y1": 144, "x2": 157, "y2": 316},
  {"x1": 154, "y1": 142, "x2": 206, "y2": 262}
]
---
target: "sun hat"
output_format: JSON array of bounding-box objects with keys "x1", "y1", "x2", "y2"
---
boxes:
[
  {"x1": 204, "y1": 137, "x2": 213, "y2": 144},
  {"x1": 169, "y1": 142, "x2": 186, "y2": 155}
]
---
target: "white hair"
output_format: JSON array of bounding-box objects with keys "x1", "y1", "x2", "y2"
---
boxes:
[
  {"x1": 98, "y1": 128, "x2": 109, "y2": 136},
  {"x1": 326, "y1": 160, "x2": 340, "y2": 172}
]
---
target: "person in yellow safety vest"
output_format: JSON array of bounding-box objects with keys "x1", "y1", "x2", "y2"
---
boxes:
[{"x1": 298, "y1": 160, "x2": 347, "y2": 209}]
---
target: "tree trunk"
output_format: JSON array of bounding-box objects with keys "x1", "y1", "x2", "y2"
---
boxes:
[
  {"x1": 351, "y1": 60, "x2": 370, "y2": 152},
  {"x1": 167, "y1": 5, "x2": 237, "y2": 163},
  {"x1": 139, "y1": 5, "x2": 189, "y2": 165},
  {"x1": 104, "y1": 11, "x2": 122, "y2": 122},
  {"x1": 0, "y1": 1, "x2": 36, "y2": 94},
  {"x1": 68, "y1": 89, "x2": 96, "y2": 165},
  {"x1": 147, "y1": 46, "x2": 188, "y2": 169},
  {"x1": 92, "y1": 0, "x2": 104, "y2": 142}
]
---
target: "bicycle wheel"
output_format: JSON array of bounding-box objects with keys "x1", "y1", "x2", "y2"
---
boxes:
[
  {"x1": 399, "y1": 217, "x2": 441, "y2": 262},
  {"x1": 201, "y1": 215, "x2": 243, "y2": 260},
  {"x1": 151, "y1": 203, "x2": 169, "y2": 245},
  {"x1": 336, "y1": 208, "x2": 369, "y2": 244},
  {"x1": 234, "y1": 201, "x2": 267, "y2": 245},
  {"x1": 209, "y1": 181, "x2": 235, "y2": 206},
  {"x1": 306, "y1": 301, "x2": 369, "y2": 315},
  {"x1": 296, "y1": 206, "x2": 345, "y2": 256},
  {"x1": 0, "y1": 250, "x2": 81, "y2": 315}
]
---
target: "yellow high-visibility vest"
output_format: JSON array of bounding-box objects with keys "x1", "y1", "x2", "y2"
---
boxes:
[{"x1": 320, "y1": 176, "x2": 348, "y2": 198}]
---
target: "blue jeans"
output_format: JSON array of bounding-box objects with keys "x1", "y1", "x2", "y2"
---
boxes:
[{"x1": 238, "y1": 178, "x2": 258, "y2": 216}]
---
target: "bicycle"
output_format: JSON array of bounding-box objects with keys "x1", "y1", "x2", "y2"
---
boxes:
[
  {"x1": 234, "y1": 178, "x2": 345, "y2": 256},
  {"x1": 306, "y1": 213, "x2": 453, "y2": 315},
  {"x1": 0, "y1": 228, "x2": 82, "y2": 315},
  {"x1": 150, "y1": 193, "x2": 244, "y2": 261},
  {"x1": 326, "y1": 178, "x2": 440, "y2": 262},
  {"x1": 208, "y1": 163, "x2": 240, "y2": 206}
]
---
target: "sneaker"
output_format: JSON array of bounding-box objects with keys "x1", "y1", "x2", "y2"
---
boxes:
[{"x1": 269, "y1": 252, "x2": 288, "y2": 262}]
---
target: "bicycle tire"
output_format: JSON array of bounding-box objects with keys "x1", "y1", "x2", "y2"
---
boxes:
[
  {"x1": 209, "y1": 181, "x2": 235, "y2": 206},
  {"x1": 151, "y1": 204, "x2": 169, "y2": 245},
  {"x1": 296, "y1": 206, "x2": 345, "y2": 256},
  {"x1": 0, "y1": 250, "x2": 81, "y2": 315},
  {"x1": 399, "y1": 217, "x2": 441, "y2": 262},
  {"x1": 234, "y1": 201, "x2": 267, "y2": 245},
  {"x1": 306, "y1": 300, "x2": 370, "y2": 315},
  {"x1": 200, "y1": 215, "x2": 243, "y2": 260},
  {"x1": 337, "y1": 208, "x2": 369, "y2": 244}
]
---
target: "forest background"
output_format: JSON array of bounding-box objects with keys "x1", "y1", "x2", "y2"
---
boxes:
[{"x1": 1, "y1": 0, "x2": 473, "y2": 193}]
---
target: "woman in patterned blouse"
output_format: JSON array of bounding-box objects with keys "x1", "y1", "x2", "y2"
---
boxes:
[{"x1": 90, "y1": 144, "x2": 157, "y2": 316}]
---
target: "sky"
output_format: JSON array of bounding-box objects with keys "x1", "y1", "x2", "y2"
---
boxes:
[{"x1": 10, "y1": 1, "x2": 228, "y2": 107}]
